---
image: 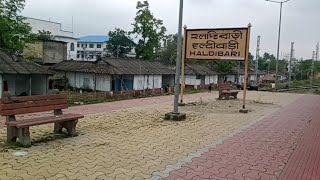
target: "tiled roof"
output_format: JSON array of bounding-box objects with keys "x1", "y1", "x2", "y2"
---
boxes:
[
  {"x1": 185, "y1": 64, "x2": 218, "y2": 75},
  {"x1": 0, "y1": 49, "x2": 53, "y2": 75},
  {"x1": 50, "y1": 58, "x2": 175, "y2": 75}
]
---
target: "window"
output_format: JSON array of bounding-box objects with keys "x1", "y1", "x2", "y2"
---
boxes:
[
  {"x1": 97, "y1": 44, "x2": 102, "y2": 48},
  {"x1": 89, "y1": 44, "x2": 94, "y2": 48},
  {"x1": 81, "y1": 44, "x2": 84, "y2": 48},
  {"x1": 77, "y1": 44, "x2": 80, "y2": 48},
  {"x1": 89, "y1": 52, "x2": 94, "y2": 59},
  {"x1": 70, "y1": 43, "x2": 75, "y2": 51},
  {"x1": 77, "y1": 54, "x2": 80, "y2": 58}
]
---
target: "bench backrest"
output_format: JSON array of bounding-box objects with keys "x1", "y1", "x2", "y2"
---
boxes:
[
  {"x1": 0, "y1": 95, "x2": 68, "y2": 116},
  {"x1": 218, "y1": 83, "x2": 231, "y2": 91}
]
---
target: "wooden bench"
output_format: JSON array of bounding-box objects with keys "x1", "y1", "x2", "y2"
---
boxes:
[
  {"x1": 0, "y1": 93, "x2": 84, "y2": 147},
  {"x1": 218, "y1": 83, "x2": 239, "y2": 100}
]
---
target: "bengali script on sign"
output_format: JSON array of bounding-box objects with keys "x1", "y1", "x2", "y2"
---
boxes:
[{"x1": 185, "y1": 28, "x2": 249, "y2": 61}]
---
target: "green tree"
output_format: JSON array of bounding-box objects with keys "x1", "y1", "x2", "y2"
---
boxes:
[
  {"x1": 0, "y1": 0, "x2": 33, "y2": 52},
  {"x1": 294, "y1": 59, "x2": 320, "y2": 80},
  {"x1": 159, "y1": 34, "x2": 179, "y2": 65},
  {"x1": 107, "y1": 28, "x2": 134, "y2": 58},
  {"x1": 208, "y1": 61, "x2": 238, "y2": 73},
  {"x1": 131, "y1": 1, "x2": 167, "y2": 60},
  {"x1": 35, "y1": 30, "x2": 53, "y2": 40}
]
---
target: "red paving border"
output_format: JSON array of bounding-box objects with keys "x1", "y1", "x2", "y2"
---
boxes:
[
  {"x1": 164, "y1": 95, "x2": 320, "y2": 180},
  {"x1": 0, "y1": 92, "x2": 212, "y2": 128},
  {"x1": 279, "y1": 96, "x2": 320, "y2": 180}
]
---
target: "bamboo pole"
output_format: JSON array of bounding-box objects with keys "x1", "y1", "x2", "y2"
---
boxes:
[{"x1": 241, "y1": 23, "x2": 252, "y2": 113}]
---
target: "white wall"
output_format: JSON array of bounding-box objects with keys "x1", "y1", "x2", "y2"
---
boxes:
[
  {"x1": 0, "y1": 75, "x2": 2, "y2": 98},
  {"x1": 185, "y1": 75, "x2": 201, "y2": 86},
  {"x1": 24, "y1": 17, "x2": 76, "y2": 60},
  {"x1": 66, "y1": 72, "x2": 93, "y2": 89},
  {"x1": 205, "y1": 75, "x2": 218, "y2": 85},
  {"x1": 96, "y1": 74, "x2": 111, "y2": 91},
  {"x1": 55, "y1": 37, "x2": 77, "y2": 60},
  {"x1": 31, "y1": 75, "x2": 47, "y2": 95},
  {"x1": 3, "y1": 75, "x2": 29, "y2": 96},
  {"x1": 66, "y1": 72, "x2": 76, "y2": 87},
  {"x1": 239, "y1": 75, "x2": 245, "y2": 84},
  {"x1": 66, "y1": 72, "x2": 111, "y2": 91},
  {"x1": 133, "y1": 75, "x2": 162, "y2": 90},
  {"x1": 227, "y1": 75, "x2": 236, "y2": 83},
  {"x1": 24, "y1": 18, "x2": 64, "y2": 35},
  {"x1": 77, "y1": 42, "x2": 108, "y2": 61}
]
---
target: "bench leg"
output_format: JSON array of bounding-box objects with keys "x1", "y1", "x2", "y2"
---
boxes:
[
  {"x1": 54, "y1": 120, "x2": 78, "y2": 136},
  {"x1": 17, "y1": 128, "x2": 31, "y2": 147},
  {"x1": 65, "y1": 120, "x2": 78, "y2": 137},
  {"x1": 7, "y1": 126, "x2": 18, "y2": 143},
  {"x1": 54, "y1": 122, "x2": 63, "y2": 134},
  {"x1": 226, "y1": 94, "x2": 230, "y2": 100},
  {"x1": 232, "y1": 93, "x2": 238, "y2": 99}
]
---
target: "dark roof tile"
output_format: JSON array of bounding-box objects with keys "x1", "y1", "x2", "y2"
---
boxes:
[{"x1": 0, "y1": 50, "x2": 53, "y2": 75}]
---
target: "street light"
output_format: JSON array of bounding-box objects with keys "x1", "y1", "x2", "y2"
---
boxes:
[
  {"x1": 173, "y1": 0, "x2": 184, "y2": 114},
  {"x1": 266, "y1": 0, "x2": 291, "y2": 87},
  {"x1": 165, "y1": 0, "x2": 186, "y2": 120}
]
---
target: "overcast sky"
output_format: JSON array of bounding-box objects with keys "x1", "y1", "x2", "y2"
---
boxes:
[{"x1": 22, "y1": 0, "x2": 319, "y2": 60}]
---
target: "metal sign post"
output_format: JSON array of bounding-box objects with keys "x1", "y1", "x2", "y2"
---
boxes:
[
  {"x1": 179, "y1": 26, "x2": 187, "y2": 105},
  {"x1": 164, "y1": 0, "x2": 186, "y2": 121}
]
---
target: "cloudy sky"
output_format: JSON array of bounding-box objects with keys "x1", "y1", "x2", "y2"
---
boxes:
[{"x1": 22, "y1": 0, "x2": 319, "y2": 59}]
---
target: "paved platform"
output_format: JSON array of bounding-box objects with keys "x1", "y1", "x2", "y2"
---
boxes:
[
  {"x1": 0, "y1": 92, "x2": 319, "y2": 180},
  {"x1": 158, "y1": 95, "x2": 320, "y2": 180},
  {"x1": 0, "y1": 92, "x2": 212, "y2": 128}
]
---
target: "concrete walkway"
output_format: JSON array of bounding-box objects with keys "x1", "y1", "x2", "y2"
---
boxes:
[
  {"x1": 0, "y1": 92, "x2": 212, "y2": 128},
  {"x1": 155, "y1": 95, "x2": 320, "y2": 180},
  {"x1": 1, "y1": 92, "x2": 320, "y2": 180}
]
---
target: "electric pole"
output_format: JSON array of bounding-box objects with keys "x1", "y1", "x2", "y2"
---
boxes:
[
  {"x1": 288, "y1": 42, "x2": 294, "y2": 86},
  {"x1": 255, "y1": 36, "x2": 261, "y2": 84},
  {"x1": 316, "y1": 42, "x2": 319, "y2": 61},
  {"x1": 310, "y1": 51, "x2": 315, "y2": 86}
]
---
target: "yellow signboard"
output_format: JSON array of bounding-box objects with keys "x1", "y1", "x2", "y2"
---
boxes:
[{"x1": 185, "y1": 28, "x2": 249, "y2": 61}]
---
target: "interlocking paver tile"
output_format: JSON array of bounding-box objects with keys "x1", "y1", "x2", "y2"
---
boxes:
[
  {"x1": 163, "y1": 94, "x2": 320, "y2": 180},
  {"x1": 0, "y1": 92, "x2": 303, "y2": 179}
]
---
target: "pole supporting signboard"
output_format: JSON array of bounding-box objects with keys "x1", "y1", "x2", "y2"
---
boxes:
[
  {"x1": 240, "y1": 24, "x2": 252, "y2": 113},
  {"x1": 183, "y1": 24, "x2": 252, "y2": 113},
  {"x1": 180, "y1": 25, "x2": 187, "y2": 105}
]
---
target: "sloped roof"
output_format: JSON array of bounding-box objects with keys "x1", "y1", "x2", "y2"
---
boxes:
[
  {"x1": 50, "y1": 58, "x2": 175, "y2": 75},
  {"x1": 103, "y1": 58, "x2": 174, "y2": 75},
  {"x1": 185, "y1": 64, "x2": 218, "y2": 75},
  {"x1": 78, "y1": 35, "x2": 110, "y2": 43},
  {"x1": 50, "y1": 60, "x2": 113, "y2": 74},
  {"x1": 0, "y1": 50, "x2": 53, "y2": 75},
  {"x1": 223, "y1": 67, "x2": 266, "y2": 75}
]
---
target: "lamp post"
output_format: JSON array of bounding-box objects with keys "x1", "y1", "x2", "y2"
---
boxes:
[
  {"x1": 165, "y1": 0, "x2": 186, "y2": 120},
  {"x1": 266, "y1": 0, "x2": 291, "y2": 88}
]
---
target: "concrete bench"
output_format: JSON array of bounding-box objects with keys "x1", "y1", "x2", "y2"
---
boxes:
[
  {"x1": 0, "y1": 93, "x2": 84, "y2": 147},
  {"x1": 218, "y1": 83, "x2": 239, "y2": 100}
]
